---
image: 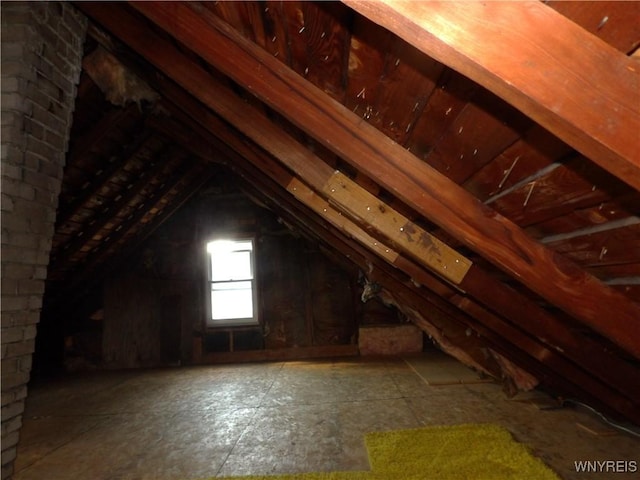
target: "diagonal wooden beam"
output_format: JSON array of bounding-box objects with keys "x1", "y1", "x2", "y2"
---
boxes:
[
  {"x1": 141, "y1": 44, "x2": 639, "y2": 410},
  {"x1": 50, "y1": 146, "x2": 184, "y2": 271},
  {"x1": 46, "y1": 159, "x2": 211, "y2": 307},
  {"x1": 76, "y1": 4, "x2": 640, "y2": 420},
  {"x1": 229, "y1": 146, "x2": 640, "y2": 423},
  {"x1": 344, "y1": 0, "x2": 640, "y2": 191},
  {"x1": 122, "y1": 1, "x2": 640, "y2": 358},
  {"x1": 56, "y1": 129, "x2": 154, "y2": 229}
]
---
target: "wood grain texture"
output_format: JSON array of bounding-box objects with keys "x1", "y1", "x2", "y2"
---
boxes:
[
  {"x1": 125, "y1": 1, "x2": 640, "y2": 358},
  {"x1": 233, "y1": 121, "x2": 640, "y2": 419},
  {"x1": 547, "y1": 0, "x2": 640, "y2": 54},
  {"x1": 344, "y1": 0, "x2": 640, "y2": 191},
  {"x1": 528, "y1": 192, "x2": 640, "y2": 238},
  {"x1": 487, "y1": 156, "x2": 635, "y2": 227},
  {"x1": 464, "y1": 126, "x2": 572, "y2": 201},
  {"x1": 547, "y1": 223, "x2": 640, "y2": 268},
  {"x1": 243, "y1": 148, "x2": 640, "y2": 419},
  {"x1": 423, "y1": 90, "x2": 530, "y2": 183},
  {"x1": 112, "y1": 3, "x2": 640, "y2": 356}
]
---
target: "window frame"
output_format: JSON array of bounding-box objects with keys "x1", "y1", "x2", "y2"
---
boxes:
[{"x1": 206, "y1": 237, "x2": 259, "y2": 328}]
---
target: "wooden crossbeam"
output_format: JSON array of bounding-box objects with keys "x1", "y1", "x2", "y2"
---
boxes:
[
  {"x1": 141, "y1": 36, "x2": 640, "y2": 408},
  {"x1": 124, "y1": 1, "x2": 640, "y2": 358},
  {"x1": 231, "y1": 150, "x2": 640, "y2": 423},
  {"x1": 344, "y1": 0, "x2": 640, "y2": 191},
  {"x1": 77, "y1": 3, "x2": 640, "y2": 419}
]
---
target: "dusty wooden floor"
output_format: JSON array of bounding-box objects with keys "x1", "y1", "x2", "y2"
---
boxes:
[{"x1": 13, "y1": 354, "x2": 639, "y2": 480}]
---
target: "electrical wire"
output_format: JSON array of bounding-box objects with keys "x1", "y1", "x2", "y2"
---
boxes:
[{"x1": 561, "y1": 399, "x2": 640, "y2": 438}]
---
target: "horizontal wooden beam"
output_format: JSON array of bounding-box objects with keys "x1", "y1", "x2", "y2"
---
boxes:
[
  {"x1": 126, "y1": 1, "x2": 640, "y2": 358},
  {"x1": 344, "y1": 0, "x2": 640, "y2": 191}
]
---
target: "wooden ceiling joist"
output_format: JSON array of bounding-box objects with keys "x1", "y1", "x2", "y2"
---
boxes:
[
  {"x1": 117, "y1": 1, "x2": 640, "y2": 359},
  {"x1": 343, "y1": 0, "x2": 640, "y2": 191}
]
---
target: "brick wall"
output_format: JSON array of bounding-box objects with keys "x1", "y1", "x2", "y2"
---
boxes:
[{"x1": 1, "y1": 3, "x2": 86, "y2": 478}]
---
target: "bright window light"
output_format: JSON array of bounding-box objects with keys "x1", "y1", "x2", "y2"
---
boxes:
[{"x1": 206, "y1": 238, "x2": 257, "y2": 326}]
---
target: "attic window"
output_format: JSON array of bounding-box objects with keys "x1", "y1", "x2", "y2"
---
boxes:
[{"x1": 206, "y1": 238, "x2": 258, "y2": 327}]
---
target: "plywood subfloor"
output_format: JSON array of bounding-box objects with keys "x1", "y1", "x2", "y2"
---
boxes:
[
  {"x1": 14, "y1": 355, "x2": 639, "y2": 480},
  {"x1": 402, "y1": 349, "x2": 492, "y2": 385}
]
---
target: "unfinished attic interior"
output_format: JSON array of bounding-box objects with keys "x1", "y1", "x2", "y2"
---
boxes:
[{"x1": 1, "y1": 1, "x2": 639, "y2": 479}]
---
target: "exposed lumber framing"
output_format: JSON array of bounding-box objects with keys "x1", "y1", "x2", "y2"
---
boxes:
[
  {"x1": 229, "y1": 148, "x2": 640, "y2": 422},
  {"x1": 51, "y1": 146, "x2": 185, "y2": 269},
  {"x1": 76, "y1": 3, "x2": 640, "y2": 419},
  {"x1": 67, "y1": 102, "x2": 138, "y2": 164},
  {"x1": 121, "y1": 2, "x2": 640, "y2": 359},
  {"x1": 55, "y1": 130, "x2": 154, "y2": 228},
  {"x1": 46, "y1": 160, "x2": 215, "y2": 311},
  {"x1": 344, "y1": 0, "x2": 640, "y2": 191}
]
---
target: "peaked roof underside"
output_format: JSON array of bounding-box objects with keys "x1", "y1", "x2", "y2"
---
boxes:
[{"x1": 48, "y1": 1, "x2": 639, "y2": 423}]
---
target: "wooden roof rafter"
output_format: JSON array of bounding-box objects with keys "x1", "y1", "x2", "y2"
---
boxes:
[
  {"x1": 116, "y1": 1, "x2": 640, "y2": 359},
  {"x1": 344, "y1": 0, "x2": 640, "y2": 190},
  {"x1": 223, "y1": 127, "x2": 640, "y2": 423},
  {"x1": 67, "y1": 1, "x2": 640, "y2": 423},
  {"x1": 77, "y1": 4, "x2": 640, "y2": 422}
]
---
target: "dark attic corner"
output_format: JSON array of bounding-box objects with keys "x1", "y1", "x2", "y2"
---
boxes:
[{"x1": 2, "y1": 2, "x2": 639, "y2": 480}]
